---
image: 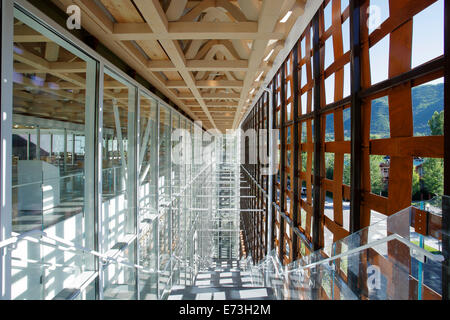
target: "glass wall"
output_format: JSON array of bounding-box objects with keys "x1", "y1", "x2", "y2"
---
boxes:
[
  {"x1": 10, "y1": 7, "x2": 97, "y2": 300},
  {"x1": 101, "y1": 68, "x2": 137, "y2": 300},
  {"x1": 170, "y1": 113, "x2": 180, "y2": 287},
  {"x1": 157, "y1": 105, "x2": 171, "y2": 298},
  {"x1": 1, "y1": 1, "x2": 219, "y2": 301},
  {"x1": 138, "y1": 93, "x2": 158, "y2": 300}
]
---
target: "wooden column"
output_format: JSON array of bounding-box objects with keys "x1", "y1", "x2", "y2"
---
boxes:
[
  {"x1": 291, "y1": 44, "x2": 300, "y2": 260},
  {"x1": 442, "y1": 0, "x2": 450, "y2": 301}
]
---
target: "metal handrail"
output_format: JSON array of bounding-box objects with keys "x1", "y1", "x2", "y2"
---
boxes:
[
  {"x1": 1, "y1": 230, "x2": 158, "y2": 275},
  {"x1": 12, "y1": 165, "x2": 123, "y2": 189},
  {"x1": 247, "y1": 233, "x2": 444, "y2": 291},
  {"x1": 286, "y1": 233, "x2": 444, "y2": 274},
  {"x1": 245, "y1": 251, "x2": 285, "y2": 286},
  {"x1": 245, "y1": 231, "x2": 445, "y2": 293}
]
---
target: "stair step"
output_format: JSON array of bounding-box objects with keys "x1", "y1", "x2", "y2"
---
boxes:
[
  {"x1": 168, "y1": 286, "x2": 275, "y2": 300},
  {"x1": 166, "y1": 259, "x2": 275, "y2": 300}
]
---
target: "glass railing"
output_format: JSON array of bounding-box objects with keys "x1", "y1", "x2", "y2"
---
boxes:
[
  {"x1": 4, "y1": 211, "x2": 208, "y2": 300},
  {"x1": 11, "y1": 164, "x2": 128, "y2": 234},
  {"x1": 247, "y1": 195, "x2": 450, "y2": 300},
  {"x1": 2, "y1": 226, "x2": 164, "y2": 300},
  {"x1": 4, "y1": 143, "x2": 219, "y2": 300}
]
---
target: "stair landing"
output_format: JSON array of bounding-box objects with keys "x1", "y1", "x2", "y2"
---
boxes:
[{"x1": 168, "y1": 259, "x2": 274, "y2": 300}]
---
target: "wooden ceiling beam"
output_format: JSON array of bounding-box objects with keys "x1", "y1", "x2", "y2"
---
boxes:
[
  {"x1": 192, "y1": 108, "x2": 236, "y2": 112},
  {"x1": 186, "y1": 1, "x2": 243, "y2": 9},
  {"x1": 196, "y1": 118, "x2": 234, "y2": 122},
  {"x1": 187, "y1": 59, "x2": 248, "y2": 71},
  {"x1": 166, "y1": 80, "x2": 243, "y2": 89},
  {"x1": 76, "y1": 0, "x2": 114, "y2": 34},
  {"x1": 13, "y1": 48, "x2": 86, "y2": 87},
  {"x1": 14, "y1": 25, "x2": 51, "y2": 42},
  {"x1": 35, "y1": 80, "x2": 127, "y2": 90},
  {"x1": 202, "y1": 92, "x2": 240, "y2": 99},
  {"x1": 177, "y1": 92, "x2": 241, "y2": 99},
  {"x1": 47, "y1": 0, "x2": 307, "y2": 130},
  {"x1": 166, "y1": 80, "x2": 187, "y2": 88},
  {"x1": 166, "y1": 0, "x2": 188, "y2": 21},
  {"x1": 196, "y1": 114, "x2": 234, "y2": 118},
  {"x1": 186, "y1": 101, "x2": 239, "y2": 107},
  {"x1": 147, "y1": 60, "x2": 177, "y2": 71},
  {"x1": 14, "y1": 61, "x2": 87, "y2": 74},
  {"x1": 148, "y1": 59, "x2": 248, "y2": 71},
  {"x1": 111, "y1": 22, "x2": 284, "y2": 40},
  {"x1": 14, "y1": 79, "x2": 79, "y2": 101},
  {"x1": 179, "y1": 0, "x2": 215, "y2": 22},
  {"x1": 53, "y1": 0, "x2": 200, "y2": 124},
  {"x1": 133, "y1": 0, "x2": 218, "y2": 130},
  {"x1": 233, "y1": 0, "x2": 285, "y2": 128},
  {"x1": 196, "y1": 80, "x2": 243, "y2": 88}
]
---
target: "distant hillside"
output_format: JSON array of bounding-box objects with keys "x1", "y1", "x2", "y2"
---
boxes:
[
  {"x1": 326, "y1": 83, "x2": 444, "y2": 138},
  {"x1": 410, "y1": 83, "x2": 444, "y2": 135}
]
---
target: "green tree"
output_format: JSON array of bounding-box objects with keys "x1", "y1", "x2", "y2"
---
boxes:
[
  {"x1": 301, "y1": 152, "x2": 307, "y2": 172},
  {"x1": 370, "y1": 155, "x2": 385, "y2": 195},
  {"x1": 418, "y1": 110, "x2": 444, "y2": 197},
  {"x1": 428, "y1": 110, "x2": 444, "y2": 136},
  {"x1": 343, "y1": 161, "x2": 351, "y2": 185},
  {"x1": 325, "y1": 153, "x2": 334, "y2": 180},
  {"x1": 412, "y1": 169, "x2": 421, "y2": 196},
  {"x1": 422, "y1": 158, "x2": 444, "y2": 196}
]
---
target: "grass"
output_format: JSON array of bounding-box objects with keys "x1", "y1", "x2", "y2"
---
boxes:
[{"x1": 411, "y1": 240, "x2": 440, "y2": 253}]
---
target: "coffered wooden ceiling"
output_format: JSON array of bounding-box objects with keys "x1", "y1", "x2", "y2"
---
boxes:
[{"x1": 49, "y1": 0, "x2": 309, "y2": 132}]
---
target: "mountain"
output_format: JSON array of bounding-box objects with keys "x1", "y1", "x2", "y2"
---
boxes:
[
  {"x1": 410, "y1": 83, "x2": 444, "y2": 135},
  {"x1": 325, "y1": 83, "x2": 444, "y2": 138}
]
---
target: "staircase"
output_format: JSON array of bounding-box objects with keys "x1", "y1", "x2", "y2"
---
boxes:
[
  {"x1": 168, "y1": 259, "x2": 274, "y2": 300},
  {"x1": 166, "y1": 202, "x2": 447, "y2": 300},
  {"x1": 236, "y1": 204, "x2": 447, "y2": 300}
]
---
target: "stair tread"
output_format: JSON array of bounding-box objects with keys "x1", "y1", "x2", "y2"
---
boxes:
[{"x1": 168, "y1": 286, "x2": 275, "y2": 300}]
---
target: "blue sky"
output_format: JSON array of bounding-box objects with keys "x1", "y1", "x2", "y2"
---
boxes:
[{"x1": 322, "y1": 0, "x2": 444, "y2": 105}]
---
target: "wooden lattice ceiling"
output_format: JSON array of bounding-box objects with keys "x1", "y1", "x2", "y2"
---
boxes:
[{"x1": 42, "y1": 0, "x2": 309, "y2": 132}]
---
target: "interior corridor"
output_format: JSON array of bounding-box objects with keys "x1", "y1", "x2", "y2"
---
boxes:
[{"x1": 0, "y1": 0, "x2": 449, "y2": 301}]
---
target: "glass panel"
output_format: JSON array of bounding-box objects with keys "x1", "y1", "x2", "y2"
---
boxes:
[
  {"x1": 101, "y1": 68, "x2": 137, "y2": 300},
  {"x1": 171, "y1": 113, "x2": 181, "y2": 260},
  {"x1": 103, "y1": 241, "x2": 137, "y2": 300},
  {"x1": 158, "y1": 105, "x2": 171, "y2": 298},
  {"x1": 138, "y1": 93, "x2": 158, "y2": 225},
  {"x1": 159, "y1": 106, "x2": 171, "y2": 206},
  {"x1": 138, "y1": 92, "x2": 158, "y2": 300},
  {"x1": 139, "y1": 219, "x2": 158, "y2": 300},
  {"x1": 412, "y1": 0, "x2": 444, "y2": 68},
  {"x1": 11, "y1": 10, "x2": 97, "y2": 300},
  {"x1": 249, "y1": 196, "x2": 450, "y2": 300},
  {"x1": 412, "y1": 78, "x2": 444, "y2": 137}
]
